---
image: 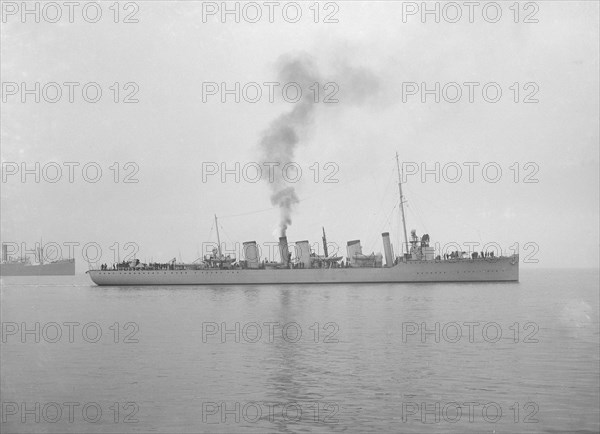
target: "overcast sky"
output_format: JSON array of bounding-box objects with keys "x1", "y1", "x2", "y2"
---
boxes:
[{"x1": 1, "y1": 1, "x2": 598, "y2": 270}]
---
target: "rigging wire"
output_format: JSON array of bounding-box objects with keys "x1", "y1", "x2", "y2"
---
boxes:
[
  {"x1": 367, "y1": 202, "x2": 397, "y2": 253},
  {"x1": 207, "y1": 155, "x2": 442, "y2": 258},
  {"x1": 194, "y1": 222, "x2": 215, "y2": 261},
  {"x1": 218, "y1": 222, "x2": 238, "y2": 247},
  {"x1": 365, "y1": 167, "x2": 396, "y2": 251},
  {"x1": 404, "y1": 181, "x2": 429, "y2": 234},
  {"x1": 219, "y1": 156, "x2": 399, "y2": 220},
  {"x1": 219, "y1": 206, "x2": 278, "y2": 219},
  {"x1": 364, "y1": 166, "x2": 397, "y2": 245}
]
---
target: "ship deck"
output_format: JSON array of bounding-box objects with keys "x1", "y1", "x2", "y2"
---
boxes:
[{"x1": 88, "y1": 256, "x2": 519, "y2": 285}]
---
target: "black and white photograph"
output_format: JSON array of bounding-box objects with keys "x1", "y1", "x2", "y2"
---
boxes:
[{"x1": 1, "y1": 1, "x2": 599, "y2": 433}]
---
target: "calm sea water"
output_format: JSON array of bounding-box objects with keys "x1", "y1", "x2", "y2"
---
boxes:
[{"x1": 1, "y1": 268, "x2": 598, "y2": 433}]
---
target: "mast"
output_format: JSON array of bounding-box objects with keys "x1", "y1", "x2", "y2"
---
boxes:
[
  {"x1": 322, "y1": 227, "x2": 329, "y2": 257},
  {"x1": 395, "y1": 152, "x2": 409, "y2": 255},
  {"x1": 214, "y1": 214, "x2": 222, "y2": 258}
]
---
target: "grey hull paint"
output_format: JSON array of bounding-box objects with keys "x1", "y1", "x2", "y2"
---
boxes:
[{"x1": 88, "y1": 255, "x2": 518, "y2": 286}]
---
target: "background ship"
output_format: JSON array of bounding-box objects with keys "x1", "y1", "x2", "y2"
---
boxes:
[
  {"x1": 88, "y1": 154, "x2": 519, "y2": 286},
  {"x1": 1, "y1": 243, "x2": 75, "y2": 276}
]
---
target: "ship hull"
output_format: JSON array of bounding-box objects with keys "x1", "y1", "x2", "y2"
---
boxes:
[
  {"x1": 88, "y1": 256, "x2": 518, "y2": 286},
  {"x1": 0, "y1": 260, "x2": 75, "y2": 276}
]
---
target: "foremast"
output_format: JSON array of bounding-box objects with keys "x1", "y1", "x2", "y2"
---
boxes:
[
  {"x1": 395, "y1": 152, "x2": 409, "y2": 256},
  {"x1": 214, "y1": 214, "x2": 222, "y2": 259}
]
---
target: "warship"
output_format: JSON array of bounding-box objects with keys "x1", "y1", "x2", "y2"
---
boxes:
[
  {"x1": 1, "y1": 244, "x2": 75, "y2": 276},
  {"x1": 88, "y1": 154, "x2": 519, "y2": 286}
]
